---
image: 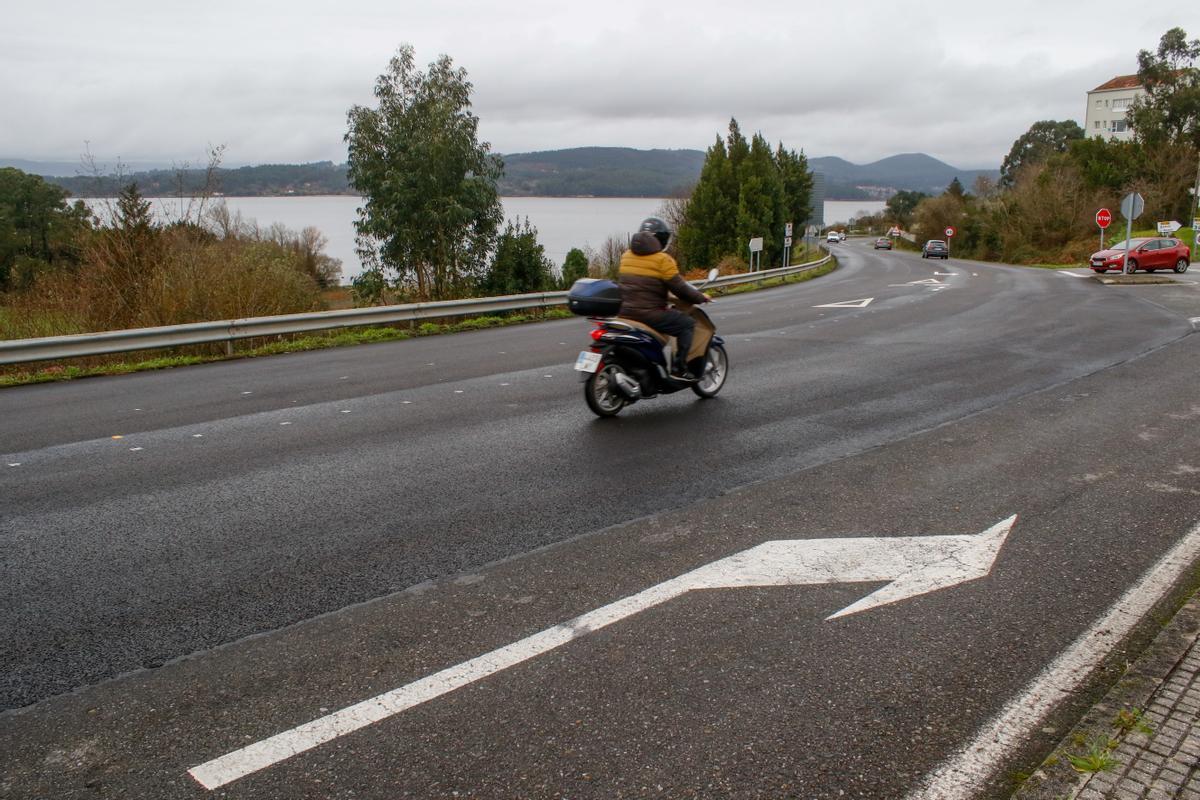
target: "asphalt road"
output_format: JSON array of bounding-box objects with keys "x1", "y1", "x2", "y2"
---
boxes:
[{"x1": 3, "y1": 242, "x2": 1200, "y2": 798}]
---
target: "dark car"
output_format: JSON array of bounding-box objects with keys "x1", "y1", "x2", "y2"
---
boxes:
[
  {"x1": 874, "y1": 238, "x2": 893, "y2": 250},
  {"x1": 922, "y1": 240, "x2": 949, "y2": 259},
  {"x1": 1089, "y1": 237, "x2": 1190, "y2": 274}
]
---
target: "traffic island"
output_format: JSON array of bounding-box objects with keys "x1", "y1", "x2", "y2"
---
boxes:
[{"x1": 1092, "y1": 274, "x2": 1181, "y2": 285}]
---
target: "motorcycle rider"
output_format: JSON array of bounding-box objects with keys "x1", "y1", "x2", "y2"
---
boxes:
[{"x1": 617, "y1": 217, "x2": 712, "y2": 381}]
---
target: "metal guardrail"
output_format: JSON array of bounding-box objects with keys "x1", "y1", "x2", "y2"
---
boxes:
[{"x1": 0, "y1": 254, "x2": 832, "y2": 365}]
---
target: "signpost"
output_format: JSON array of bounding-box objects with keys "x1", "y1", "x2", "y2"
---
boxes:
[
  {"x1": 748, "y1": 236, "x2": 764, "y2": 272},
  {"x1": 1096, "y1": 207, "x2": 1112, "y2": 250},
  {"x1": 1119, "y1": 192, "x2": 1145, "y2": 274}
]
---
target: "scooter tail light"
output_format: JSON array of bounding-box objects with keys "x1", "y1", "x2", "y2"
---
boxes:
[{"x1": 590, "y1": 327, "x2": 606, "y2": 341}]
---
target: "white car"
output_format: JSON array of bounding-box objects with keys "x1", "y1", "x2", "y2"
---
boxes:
[{"x1": 826, "y1": 232, "x2": 840, "y2": 243}]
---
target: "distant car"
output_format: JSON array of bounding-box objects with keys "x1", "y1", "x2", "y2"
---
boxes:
[
  {"x1": 1089, "y1": 237, "x2": 1190, "y2": 274},
  {"x1": 873, "y1": 237, "x2": 893, "y2": 250},
  {"x1": 839, "y1": 232, "x2": 847, "y2": 242},
  {"x1": 826, "y1": 232, "x2": 840, "y2": 243},
  {"x1": 922, "y1": 240, "x2": 949, "y2": 259}
]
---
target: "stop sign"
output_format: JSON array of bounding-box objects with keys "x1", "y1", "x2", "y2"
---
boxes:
[{"x1": 1096, "y1": 208, "x2": 1112, "y2": 229}]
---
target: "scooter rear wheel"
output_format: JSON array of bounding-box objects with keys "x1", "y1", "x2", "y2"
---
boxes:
[
  {"x1": 585, "y1": 365, "x2": 628, "y2": 417},
  {"x1": 692, "y1": 344, "x2": 729, "y2": 399}
]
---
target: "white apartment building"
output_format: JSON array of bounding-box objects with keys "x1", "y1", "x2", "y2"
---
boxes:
[{"x1": 1084, "y1": 75, "x2": 1146, "y2": 141}]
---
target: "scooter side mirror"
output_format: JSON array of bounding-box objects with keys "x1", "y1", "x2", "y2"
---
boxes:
[{"x1": 707, "y1": 268, "x2": 719, "y2": 283}]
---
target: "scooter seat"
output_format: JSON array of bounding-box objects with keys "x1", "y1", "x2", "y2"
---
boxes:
[{"x1": 608, "y1": 317, "x2": 671, "y2": 345}]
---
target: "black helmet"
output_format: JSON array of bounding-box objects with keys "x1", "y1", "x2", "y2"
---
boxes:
[{"x1": 638, "y1": 217, "x2": 672, "y2": 250}]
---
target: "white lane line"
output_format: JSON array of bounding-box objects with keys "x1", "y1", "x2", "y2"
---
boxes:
[
  {"x1": 129, "y1": 447, "x2": 144, "y2": 452},
  {"x1": 340, "y1": 410, "x2": 352, "y2": 414},
  {"x1": 1058, "y1": 271, "x2": 1093, "y2": 278},
  {"x1": 192, "y1": 434, "x2": 204, "y2": 438},
  {"x1": 905, "y1": 519, "x2": 1200, "y2": 800},
  {"x1": 6, "y1": 463, "x2": 20, "y2": 467},
  {"x1": 241, "y1": 391, "x2": 253, "y2": 395},
  {"x1": 279, "y1": 422, "x2": 292, "y2": 426},
  {"x1": 814, "y1": 298, "x2": 873, "y2": 309}
]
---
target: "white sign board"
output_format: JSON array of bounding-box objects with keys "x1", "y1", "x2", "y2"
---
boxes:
[
  {"x1": 806, "y1": 226, "x2": 818, "y2": 237},
  {"x1": 748, "y1": 237, "x2": 764, "y2": 253},
  {"x1": 1194, "y1": 217, "x2": 1200, "y2": 231},
  {"x1": 784, "y1": 236, "x2": 793, "y2": 247},
  {"x1": 1157, "y1": 221, "x2": 1181, "y2": 235},
  {"x1": 785, "y1": 222, "x2": 793, "y2": 237}
]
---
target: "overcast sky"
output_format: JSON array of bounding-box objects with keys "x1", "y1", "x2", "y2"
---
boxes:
[{"x1": 2, "y1": 0, "x2": 1189, "y2": 171}]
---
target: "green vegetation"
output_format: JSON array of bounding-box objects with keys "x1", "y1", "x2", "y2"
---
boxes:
[
  {"x1": 480, "y1": 218, "x2": 555, "y2": 296},
  {"x1": 0, "y1": 168, "x2": 92, "y2": 292},
  {"x1": 1065, "y1": 736, "x2": 1119, "y2": 773},
  {"x1": 346, "y1": 44, "x2": 504, "y2": 303},
  {"x1": 676, "y1": 119, "x2": 814, "y2": 270},
  {"x1": 851, "y1": 28, "x2": 1199, "y2": 267}
]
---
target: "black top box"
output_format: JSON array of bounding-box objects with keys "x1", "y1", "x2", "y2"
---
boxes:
[{"x1": 567, "y1": 278, "x2": 621, "y2": 317}]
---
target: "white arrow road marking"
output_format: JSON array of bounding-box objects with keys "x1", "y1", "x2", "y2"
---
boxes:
[
  {"x1": 813, "y1": 298, "x2": 874, "y2": 308},
  {"x1": 188, "y1": 517, "x2": 1015, "y2": 790},
  {"x1": 906, "y1": 518, "x2": 1200, "y2": 800}
]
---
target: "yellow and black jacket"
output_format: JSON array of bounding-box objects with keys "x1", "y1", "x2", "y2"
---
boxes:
[{"x1": 617, "y1": 233, "x2": 708, "y2": 320}]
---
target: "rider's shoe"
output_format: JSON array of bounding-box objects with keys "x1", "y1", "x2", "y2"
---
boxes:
[{"x1": 670, "y1": 368, "x2": 699, "y2": 382}]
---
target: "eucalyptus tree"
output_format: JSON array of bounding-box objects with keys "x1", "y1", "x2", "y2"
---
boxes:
[{"x1": 346, "y1": 45, "x2": 503, "y2": 301}]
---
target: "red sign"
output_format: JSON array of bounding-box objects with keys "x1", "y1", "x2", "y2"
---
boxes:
[
  {"x1": 944, "y1": 226, "x2": 956, "y2": 238},
  {"x1": 1096, "y1": 208, "x2": 1112, "y2": 229}
]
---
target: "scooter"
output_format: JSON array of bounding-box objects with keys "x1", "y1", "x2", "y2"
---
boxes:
[{"x1": 567, "y1": 269, "x2": 729, "y2": 418}]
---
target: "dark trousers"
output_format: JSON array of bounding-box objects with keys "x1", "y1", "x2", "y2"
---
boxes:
[{"x1": 639, "y1": 309, "x2": 695, "y2": 371}]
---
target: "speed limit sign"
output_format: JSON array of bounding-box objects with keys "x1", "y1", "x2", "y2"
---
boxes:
[{"x1": 944, "y1": 226, "x2": 956, "y2": 238}]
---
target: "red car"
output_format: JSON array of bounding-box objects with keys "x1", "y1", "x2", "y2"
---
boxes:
[{"x1": 1090, "y1": 237, "x2": 1191, "y2": 274}]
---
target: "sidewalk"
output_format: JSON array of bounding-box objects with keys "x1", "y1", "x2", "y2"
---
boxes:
[{"x1": 1013, "y1": 591, "x2": 1200, "y2": 799}]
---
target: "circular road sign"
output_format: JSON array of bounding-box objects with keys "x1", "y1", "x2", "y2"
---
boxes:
[
  {"x1": 1096, "y1": 208, "x2": 1112, "y2": 229},
  {"x1": 944, "y1": 226, "x2": 956, "y2": 238}
]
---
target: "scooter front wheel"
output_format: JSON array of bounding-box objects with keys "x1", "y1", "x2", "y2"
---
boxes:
[
  {"x1": 692, "y1": 344, "x2": 729, "y2": 398},
  {"x1": 584, "y1": 365, "x2": 628, "y2": 417}
]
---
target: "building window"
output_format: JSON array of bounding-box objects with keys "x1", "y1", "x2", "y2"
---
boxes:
[{"x1": 1113, "y1": 120, "x2": 1127, "y2": 132}]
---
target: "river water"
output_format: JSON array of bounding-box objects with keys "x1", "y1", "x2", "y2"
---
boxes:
[{"x1": 113, "y1": 196, "x2": 884, "y2": 282}]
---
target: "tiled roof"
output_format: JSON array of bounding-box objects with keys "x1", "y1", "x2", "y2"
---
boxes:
[{"x1": 1091, "y1": 74, "x2": 1142, "y2": 92}]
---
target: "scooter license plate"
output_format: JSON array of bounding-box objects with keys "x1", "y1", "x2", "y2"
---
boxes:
[{"x1": 574, "y1": 351, "x2": 602, "y2": 373}]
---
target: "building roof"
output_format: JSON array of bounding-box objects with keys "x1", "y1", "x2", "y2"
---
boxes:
[{"x1": 1091, "y1": 74, "x2": 1142, "y2": 92}]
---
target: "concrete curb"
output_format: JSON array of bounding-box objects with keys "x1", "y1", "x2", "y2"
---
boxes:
[{"x1": 1011, "y1": 590, "x2": 1200, "y2": 799}]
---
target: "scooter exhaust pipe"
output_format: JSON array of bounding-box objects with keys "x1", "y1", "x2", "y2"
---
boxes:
[{"x1": 613, "y1": 372, "x2": 642, "y2": 399}]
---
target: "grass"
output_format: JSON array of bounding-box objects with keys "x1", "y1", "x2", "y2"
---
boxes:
[
  {"x1": 0, "y1": 308, "x2": 574, "y2": 387},
  {"x1": 1065, "y1": 736, "x2": 1119, "y2": 774},
  {"x1": 1, "y1": 256, "x2": 837, "y2": 388}
]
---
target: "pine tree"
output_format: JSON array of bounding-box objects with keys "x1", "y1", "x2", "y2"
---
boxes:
[
  {"x1": 484, "y1": 218, "x2": 553, "y2": 296},
  {"x1": 560, "y1": 247, "x2": 588, "y2": 288},
  {"x1": 736, "y1": 134, "x2": 785, "y2": 266}
]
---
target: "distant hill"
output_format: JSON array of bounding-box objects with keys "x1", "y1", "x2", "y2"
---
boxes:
[
  {"x1": 809, "y1": 153, "x2": 1000, "y2": 197},
  {"x1": 18, "y1": 149, "x2": 999, "y2": 200},
  {"x1": 497, "y1": 147, "x2": 705, "y2": 197}
]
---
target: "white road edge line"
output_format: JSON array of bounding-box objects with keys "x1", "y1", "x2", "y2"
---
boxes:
[
  {"x1": 1058, "y1": 271, "x2": 1093, "y2": 278},
  {"x1": 904, "y1": 519, "x2": 1200, "y2": 800}
]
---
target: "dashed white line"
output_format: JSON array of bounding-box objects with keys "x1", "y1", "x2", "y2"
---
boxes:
[
  {"x1": 6, "y1": 463, "x2": 20, "y2": 468},
  {"x1": 454, "y1": 390, "x2": 464, "y2": 394},
  {"x1": 340, "y1": 410, "x2": 352, "y2": 414},
  {"x1": 241, "y1": 391, "x2": 253, "y2": 395},
  {"x1": 1058, "y1": 271, "x2": 1093, "y2": 278},
  {"x1": 279, "y1": 422, "x2": 292, "y2": 426},
  {"x1": 129, "y1": 447, "x2": 144, "y2": 452},
  {"x1": 192, "y1": 434, "x2": 204, "y2": 438}
]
